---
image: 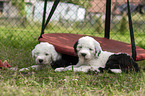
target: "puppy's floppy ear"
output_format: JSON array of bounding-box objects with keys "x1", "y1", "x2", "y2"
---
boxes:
[
  {"x1": 73, "y1": 41, "x2": 78, "y2": 54},
  {"x1": 94, "y1": 40, "x2": 102, "y2": 57},
  {"x1": 32, "y1": 43, "x2": 41, "y2": 58},
  {"x1": 49, "y1": 45, "x2": 61, "y2": 61}
]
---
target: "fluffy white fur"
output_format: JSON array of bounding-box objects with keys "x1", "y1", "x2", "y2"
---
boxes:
[
  {"x1": 19, "y1": 42, "x2": 61, "y2": 71},
  {"x1": 55, "y1": 36, "x2": 121, "y2": 73}
]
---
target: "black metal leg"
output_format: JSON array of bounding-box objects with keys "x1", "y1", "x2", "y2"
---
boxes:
[
  {"x1": 43, "y1": 0, "x2": 60, "y2": 30},
  {"x1": 40, "y1": 0, "x2": 48, "y2": 39},
  {"x1": 104, "y1": 0, "x2": 111, "y2": 39},
  {"x1": 127, "y1": 0, "x2": 137, "y2": 60},
  {"x1": 39, "y1": 0, "x2": 60, "y2": 39}
]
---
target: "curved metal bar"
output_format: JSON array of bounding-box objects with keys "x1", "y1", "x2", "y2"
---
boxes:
[
  {"x1": 40, "y1": 0, "x2": 48, "y2": 39},
  {"x1": 39, "y1": 0, "x2": 60, "y2": 39},
  {"x1": 127, "y1": 0, "x2": 137, "y2": 60}
]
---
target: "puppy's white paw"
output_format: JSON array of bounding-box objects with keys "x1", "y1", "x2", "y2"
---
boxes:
[
  {"x1": 55, "y1": 68, "x2": 65, "y2": 72},
  {"x1": 110, "y1": 69, "x2": 122, "y2": 73},
  {"x1": 9, "y1": 66, "x2": 18, "y2": 71},
  {"x1": 19, "y1": 68, "x2": 29, "y2": 72}
]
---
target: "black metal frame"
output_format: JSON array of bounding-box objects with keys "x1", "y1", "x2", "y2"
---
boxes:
[
  {"x1": 127, "y1": 0, "x2": 136, "y2": 60},
  {"x1": 39, "y1": 0, "x2": 137, "y2": 60},
  {"x1": 104, "y1": 0, "x2": 111, "y2": 39},
  {"x1": 39, "y1": 0, "x2": 60, "y2": 38}
]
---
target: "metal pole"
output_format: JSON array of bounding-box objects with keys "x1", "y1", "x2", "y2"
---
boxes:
[
  {"x1": 43, "y1": 0, "x2": 60, "y2": 30},
  {"x1": 127, "y1": 0, "x2": 137, "y2": 60},
  {"x1": 104, "y1": 0, "x2": 111, "y2": 39},
  {"x1": 39, "y1": 0, "x2": 48, "y2": 38}
]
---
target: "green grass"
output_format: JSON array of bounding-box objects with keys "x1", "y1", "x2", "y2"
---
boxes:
[
  {"x1": 0, "y1": 69, "x2": 145, "y2": 96},
  {"x1": 0, "y1": 25, "x2": 145, "y2": 95}
]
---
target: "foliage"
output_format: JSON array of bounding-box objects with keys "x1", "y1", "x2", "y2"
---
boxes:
[
  {"x1": 11, "y1": 0, "x2": 26, "y2": 16},
  {"x1": 93, "y1": 14, "x2": 103, "y2": 33},
  {"x1": 63, "y1": 0, "x2": 92, "y2": 9},
  {"x1": 46, "y1": 0, "x2": 92, "y2": 9},
  {"x1": 119, "y1": 12, "x2": 128, "y2": 34}
]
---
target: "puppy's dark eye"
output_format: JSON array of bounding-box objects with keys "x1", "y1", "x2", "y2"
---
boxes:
[
  {"x1": 45, "y1": 53, "x2": 49, "y2": 56},
  {"x1": 78, "y1": 46, "x2": 82, "y2": 49},
  {"x1": 89, "y1": 48, "x2": 93, "y2": 51}
]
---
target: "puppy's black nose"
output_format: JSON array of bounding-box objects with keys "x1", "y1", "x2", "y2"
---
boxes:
[
  {"x1": 81, "y1": 53, "x2": 86, "y2": 57},
  {"x1": 39, "y1": 59, "x2": 43, "y2": 63}
]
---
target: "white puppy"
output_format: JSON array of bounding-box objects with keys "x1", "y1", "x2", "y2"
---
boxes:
[
  {"x1": 55, "y1": 36, "x2": 113, "y2": 72},
  {"x1": 19, "y1": 42, "x2": 61, "y2": 71},
  {"x1": 55, "y1": 36, "x2": 140, "y2": 73}
]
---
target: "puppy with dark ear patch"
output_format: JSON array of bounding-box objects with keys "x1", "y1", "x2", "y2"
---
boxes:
[
  {"x1": 55, "y1": 36, "x2": 113, "y2": 72},
  {"x1": 55, "y1": 36, "x2": 140, "y2": 73}
]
